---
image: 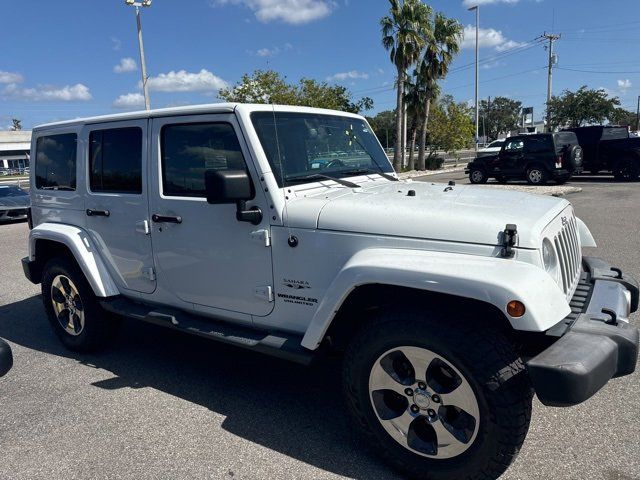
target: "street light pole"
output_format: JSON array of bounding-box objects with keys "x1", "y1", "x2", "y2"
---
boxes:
[
  {"x1": 468, "y1": 5, "x2": 479, "y2": 149},
  {"x1": 125, "y1": 0, "x2": 152, "y2": 110}
]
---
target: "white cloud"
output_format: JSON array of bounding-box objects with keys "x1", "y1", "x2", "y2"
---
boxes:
[
  {"x1": 114, "y1": 57, "x2": 138, "y2": 73},
  {"x1": 462, "y1": 0, "x2": 519, "y2": 6},
  {"x1": 113, "y1": 93, "x2": 145, "y2": 109},
  {"x1": 211, "y1": 0, "x2": 335, "y2": 25},
  {"x1": 252, "y1": 43, "x2": 294, "y2": 57},
  {"x1": 617, "y1": 79, "x2": 632, "y2": 92},
  {"x1": 327, "y1": 70, "x2": 369, "y2": 82},
  {"x1": 462, "y1": 25, "x2": 526, "y2": 51},
  {"x1": 3, "y1": 83, "x2": 92, "y2": 102},
  {"x1": 0, "y1": 71, "x2": 24, "y2": 84},
  {"x1": 144, "y1": 69, "x2": 228, "y2": 92},
  {"x1": 111, "y1": 36, "x2": 122, "y2": 51}
]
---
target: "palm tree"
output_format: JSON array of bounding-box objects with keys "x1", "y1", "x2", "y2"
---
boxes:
[
  {"x1": 416, "y1": 12, "x2": 463, "y2": 170},
  {"x1": 381, "y1": 0, "x2": 431, "y2": 171}
]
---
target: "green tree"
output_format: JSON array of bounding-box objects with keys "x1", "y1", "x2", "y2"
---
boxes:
[
  {"x1": 415, "y1": 12, "x2": 463, "y2": 170},
  {"x1": 366, "y1": 110, "x2": 397, "y2": 149},
  {"x1": 381, "y1": 0, "x2": 431, "y2": 170},
  {"x1": 479, "y1": 96, "x2": 522, "y2": 140},
  {"x1": 10, "y1": 119, "x2": 22, "y2": 131},
  {"x1": 608, "y1": 108, "x2": 637, "y2": 128},
  {"x1": 547, "y1": 85, "x2": 620, "y2": 128},
  {"x1": 218, "y1": 70, "x2": 373, "y2": 113},
  {"x1": 426, "y1": 96, "x2": 474, "y2": 165}
]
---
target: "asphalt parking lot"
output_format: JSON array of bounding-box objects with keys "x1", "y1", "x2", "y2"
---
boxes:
[{"x1": 0, "y1": 174, "x2": 638, "y2": 480}]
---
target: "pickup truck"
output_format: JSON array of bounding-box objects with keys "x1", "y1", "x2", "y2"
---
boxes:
[{"x1": 564, "y1": 126, "x2": 640, "y2": 180}]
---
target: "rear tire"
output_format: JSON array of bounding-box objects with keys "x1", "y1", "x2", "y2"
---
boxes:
[
  {"x1": 343, "y1": 309, "x2": 533, "y2": 480},
  {"x1": 469, "y1": 168, "x2": 488, "y2": 184},
  {"x1": 526, "y1": 165, "x2": 548, "y2": 185},
  {"x1": 613, "y1": 158, "x2": 640, "y2": 181},
  {"x1": 41, "y1": 257, "x2": 116, "y2": 351}
]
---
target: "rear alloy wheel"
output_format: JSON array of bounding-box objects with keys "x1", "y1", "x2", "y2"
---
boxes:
[
  {"x1": 526, "y1": 166, "x2": 548, "y2": 185},
  {"x1": 613, "y1": 158, "x2": 640, "y2": 182},
  {"x1": 41, "y1": 257, "x2": 116, "y2": 351},
  {"x1": 469, "y1": 169, "x2": 488, "y2": 184},
  {"x1": 343, "y1": 311, "x2": 533, "y2": 480}
]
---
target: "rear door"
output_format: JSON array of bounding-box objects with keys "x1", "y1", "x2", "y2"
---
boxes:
[{"x1": 83, "y1": 120, "x2": 156, "y2": 294}]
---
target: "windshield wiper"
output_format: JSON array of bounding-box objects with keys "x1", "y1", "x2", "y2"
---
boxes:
[
  {"x1": 341, "y1": 168, "x2": 398, "y2": 182},
  {"x1": 285, "y1": 173, "x2": 360, "y2": 188}
]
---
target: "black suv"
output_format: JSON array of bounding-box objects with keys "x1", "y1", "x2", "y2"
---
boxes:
[
  {"x1": 564, "y1": 126, "x2": 640, "y2": 181},
  {"x1": 466, "y1": 132, "x2": 583, "y2": 185}
]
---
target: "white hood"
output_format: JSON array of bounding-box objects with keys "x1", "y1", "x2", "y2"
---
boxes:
[{"x1": 284, "y1": 180, "x2": 569, "y2": 249}]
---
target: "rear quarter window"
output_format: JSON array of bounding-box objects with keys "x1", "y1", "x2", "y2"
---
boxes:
[
  {"x1": 524, "y1": 136, "x2": 553, "y2": 153},
  {"x1": 35, "y1": 133, "x2": 77, "y2": 190},
  {"x1": 553, "y1": 132, "x2": 578, "y2": 153},
  {"x1": 601, "y1": 127, "x2": 629, "y2": 141}
]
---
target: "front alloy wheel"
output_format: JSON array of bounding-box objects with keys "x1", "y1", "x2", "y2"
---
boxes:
[
  {"x1": 369, "y1": 346, "x2": 480, "y2": 459},
  {"x1": 526, "y1": 166, "x2": 548, "y2": 185},
  {"x1": 343, "y1": 311, "x2": 533, "y2": 480}
]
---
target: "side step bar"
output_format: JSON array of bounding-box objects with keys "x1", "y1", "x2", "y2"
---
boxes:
[{"x1": 99, "y1": 297, "x2": 315, "y2": 365}]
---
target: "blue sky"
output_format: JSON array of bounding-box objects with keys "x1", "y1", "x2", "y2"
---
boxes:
[{"x1": 1, "y1": 0, "x2": 639, "y2": 129}]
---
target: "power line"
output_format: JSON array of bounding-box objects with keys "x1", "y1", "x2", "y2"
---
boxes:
[{"x1": 556, "y1": 67, "x2": 640, "y2": 74}]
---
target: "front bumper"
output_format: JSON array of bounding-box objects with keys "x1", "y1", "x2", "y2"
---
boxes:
[{"x1": 526, "y1": 257, "x2": 639, "y2": 407}]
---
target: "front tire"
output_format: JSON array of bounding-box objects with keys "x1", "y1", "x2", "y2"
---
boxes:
[
  {"x1": 469, "y1": 168, "x2": 488, "y2": 184},
  {"x1": 343, "y1": 310, "x2": 532, "y2": 480},
  {"x1": 41, "y1": 257, "x2": 116, "y2": 351}
]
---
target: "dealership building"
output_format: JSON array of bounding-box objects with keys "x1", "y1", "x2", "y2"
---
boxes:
[{"x1": 0, "y1": 130, "x2": 31, "y2": 171}]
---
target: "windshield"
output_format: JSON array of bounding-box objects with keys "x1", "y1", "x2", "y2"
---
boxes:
[
  {"x1": 601, "y1": 127, "x2": 628, "y2": 141},
  {"x1": 251, "y1": 112, "x2": 393, "y2": 187},
  {"x1": 0, "y1": 186, "x2": 27, "y2": 197}
]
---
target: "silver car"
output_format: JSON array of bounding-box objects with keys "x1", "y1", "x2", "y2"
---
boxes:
[{"x1": 0, "y1": 185, "x2": 30, "y2": 221}]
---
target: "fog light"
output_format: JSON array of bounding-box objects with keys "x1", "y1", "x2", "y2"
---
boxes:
[{"x1": 507, "y1": 301, "x2": 526, "y2": 318}]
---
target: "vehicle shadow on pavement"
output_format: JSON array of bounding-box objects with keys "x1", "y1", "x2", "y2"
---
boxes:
[{"x1": 0, "y1": 295, "x2": 400, "y2": 480}]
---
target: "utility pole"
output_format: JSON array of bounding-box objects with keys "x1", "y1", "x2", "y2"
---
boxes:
[
  {"x1": 125, "y1": 0, "x2": 152, "y2": 110},
  {"x1": 468, "y1": 5, "x2": 480, "y2": 149},
  {"x1": 544, "y1": 32, "x2": 560, "y2": 132},
  {"x1": 636, "y1": 95, "x2": 640, "y2": 132}
]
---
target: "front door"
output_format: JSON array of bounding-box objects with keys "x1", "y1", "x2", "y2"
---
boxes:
[
  {"x1": 83, "y1": 119, "x2": 156, "y2": 294},
  {"x1": 500, "y1": 138, "x2": 525, "y2": 175},
  {"x1": 149, "y1": 114, "x2": 274, "y2": 317}
]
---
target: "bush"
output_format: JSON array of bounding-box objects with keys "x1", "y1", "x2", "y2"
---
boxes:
[{"x1": 426, "y1": 154, "x2": 445, "y2": 170}]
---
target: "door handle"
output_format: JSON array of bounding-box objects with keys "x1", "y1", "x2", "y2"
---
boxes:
[
  {"x1": 152, "y1": 214, "x2": 182, "y2": 224},
  {"x1": 86, "y1": 209, "x2": 110, "y2": 217}
]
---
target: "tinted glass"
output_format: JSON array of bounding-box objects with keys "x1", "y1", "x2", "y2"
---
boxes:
[
  {"x1": 251, "y1": 112, "x2": 392, "y2": 187},
  {"x1": 0, "y1": 186, "x2": 27, "y2": 197},
  {"x1": 601, "y1": 127, "x2": 628, "y2": 141},
  {"x1": 35, "y1": 133, "x2": 77, "y2": 190},
  {"x1": 504, "y1": 139, "x2": 524, "y2": 151},
  {"x1": 89, "y1": 127, "x2": 142, "y2": 194},
  {"x1": 524, "y1": 136, "x2": 553, "y2": 153},
  {"x1": 161, "y1": 123, "x2": 246, "y2": 197}
]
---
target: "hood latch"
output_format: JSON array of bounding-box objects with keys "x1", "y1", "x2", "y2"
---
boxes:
[{"x1": 500, "y1": 224, "x2": 518, "y2": 258}]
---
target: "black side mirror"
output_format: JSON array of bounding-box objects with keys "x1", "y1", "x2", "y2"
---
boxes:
[
  {"x1": 0, "y1": 338, "x2": 13, "y2": 378},
  {"x1": 205, "y1": 169, "x2": 262, "y2": 225}
]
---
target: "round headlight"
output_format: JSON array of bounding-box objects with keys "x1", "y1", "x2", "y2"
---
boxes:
[{"x1": 542, "y1": 238, "x2": 557, "y2": 272}]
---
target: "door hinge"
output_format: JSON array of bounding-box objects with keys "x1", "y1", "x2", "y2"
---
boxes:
[
  {"x1": 250, "y1": 229, "x2": 271, "y2": 247},
  {"x1": 254, "y1": 285, "x2": 274, "y2": 302},
  {"x1": 136, "y1": 220, "x2": 150, "y2": 235},
  {"x1": 144, "y1": 267, "x2": 156, "y2": 281}
]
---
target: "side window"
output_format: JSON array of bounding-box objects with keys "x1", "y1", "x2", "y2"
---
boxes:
[
  {"x1": 504, "y1": 139, "x2": 524, "y2": 152},
  {"x1": 524, "y1": 136, "x2": 552, "y2": 153},
  {"x1": 161, "y1": 122, "x2": 247, "y2": 197},
  {"x1": 89, "y1": 127, "x2": 142, "y2": 194},
  {"x1": 35, "y1": 133, "x2": 77, "y2": 190}
]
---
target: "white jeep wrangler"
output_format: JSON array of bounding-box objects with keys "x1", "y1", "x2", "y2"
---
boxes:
[{"x1": 22, "y1": 104, "x2": 639, "y2": 480}]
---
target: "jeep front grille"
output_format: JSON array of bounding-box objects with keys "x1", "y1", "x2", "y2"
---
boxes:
[{"x1": 554, "y1": 215, "x2": 581, "y2": 296}]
